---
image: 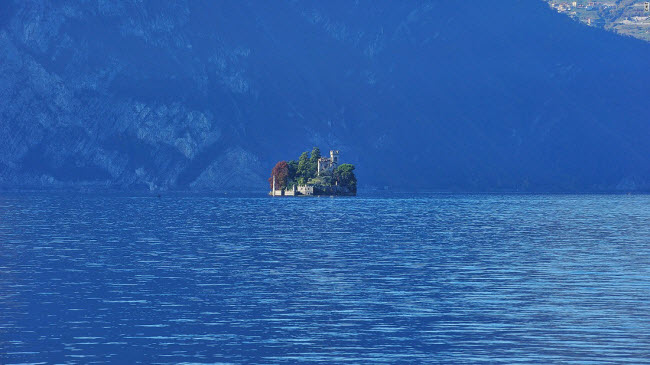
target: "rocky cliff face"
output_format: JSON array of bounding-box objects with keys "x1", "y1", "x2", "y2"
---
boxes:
[{"x1": 1, "y1": 1, "x2": 650, "y2": 191}]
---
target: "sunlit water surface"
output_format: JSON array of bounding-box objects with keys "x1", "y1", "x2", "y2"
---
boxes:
[{"x1": 1, "y1": 193, "x2": 650, "y2": 364}]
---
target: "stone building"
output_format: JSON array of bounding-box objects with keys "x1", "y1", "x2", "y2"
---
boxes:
[
  {"x1": 270, "y1": 184, "x2": 314, "y2": 196},
  {"x1": 317, "y1": 150, "x2": 340, "y2": 176},
  {"x1": 297, "y1": 185, "x2": 314, "y2": 195}
]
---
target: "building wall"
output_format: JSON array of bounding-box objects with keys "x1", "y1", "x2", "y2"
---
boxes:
[
  {"x1": 318, "y1": 150, "x2": 340, "y2": 175},
  {"x1": 297, "y1": 185, "x2": 314, "y2": 195}
]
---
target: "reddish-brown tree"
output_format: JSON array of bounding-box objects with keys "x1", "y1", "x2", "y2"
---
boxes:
[{"x1": 268, "y1": 161, "x2": 289, "y2": 190}]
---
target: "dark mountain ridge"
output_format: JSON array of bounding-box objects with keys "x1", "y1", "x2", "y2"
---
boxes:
[{"x1": 1, "y1": 0, "x2": 649, "y2": 192}]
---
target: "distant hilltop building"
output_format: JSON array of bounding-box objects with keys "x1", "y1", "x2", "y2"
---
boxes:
[{"x1": 317, "y1": 150, "x2": 340, "y2": 176}]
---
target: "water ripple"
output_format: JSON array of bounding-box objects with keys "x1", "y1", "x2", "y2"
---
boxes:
[{"x1": 1, "y1": 193, "x2": 650, "y2": 363}]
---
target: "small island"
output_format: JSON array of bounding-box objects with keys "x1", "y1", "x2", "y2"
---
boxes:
[{"x1": 269, "y1": 147, "x2": 357, "y2": 196}]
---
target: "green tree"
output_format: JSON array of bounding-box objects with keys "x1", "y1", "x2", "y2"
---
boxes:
[
  {"x1": 296, "y1": 151, "x2": 310, "y2": 180},
  {"x1": 286, "y1": 160, "x2": 298, "y2": 184},
  {"x1": 309, "y1": 147, "x2": 321, "y2": 178},
  {"x1": 310, "y1": 147, "x2": 321, "y2": 163},
  {"x1": 335, "y1": 164, "x2": 357, "y2": 192}
]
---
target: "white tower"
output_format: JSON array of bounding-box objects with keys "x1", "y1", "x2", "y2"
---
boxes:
[{"x1": 330, "y1": 150, "x2": 340, "y2": 169}]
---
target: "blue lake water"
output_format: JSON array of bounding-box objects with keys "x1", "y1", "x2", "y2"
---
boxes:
[{"x1": 1, "y1": 193, "x2": 650, "y2": 364}]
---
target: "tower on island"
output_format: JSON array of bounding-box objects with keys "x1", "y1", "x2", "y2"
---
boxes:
[{"x1": 317, "y1": 150, "x2": 340, "y2": 176}]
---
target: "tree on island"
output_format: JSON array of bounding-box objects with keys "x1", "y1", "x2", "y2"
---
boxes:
[
  {"x1": 268, "y1": 161, "x2": 289, "y2": 190},
  {"x1": 286, "y1": 160, "x2": 298, "y2": 183},
  {"x1": 296, "y1": 151, "x2": 310, "y2": 181},
  {"x1": 309, "y1": 147, "x2": 321, "y2": 177},
  {"x1": 335, "y1": 164, "x2": 357, "y2": 193}
]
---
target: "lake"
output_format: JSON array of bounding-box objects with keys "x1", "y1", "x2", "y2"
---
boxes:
[{"x1": 1, "y1": 193, "x2": 649, "y2": 364}]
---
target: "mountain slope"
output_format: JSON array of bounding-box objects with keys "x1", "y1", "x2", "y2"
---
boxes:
[{"x1": 1, "y1": 0, "x2": 649, "y2": 191}]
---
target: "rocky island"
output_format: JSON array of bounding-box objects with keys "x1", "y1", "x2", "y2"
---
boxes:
[{"x1": 269, "y1": 148, "x2": 356, "y2": 196}]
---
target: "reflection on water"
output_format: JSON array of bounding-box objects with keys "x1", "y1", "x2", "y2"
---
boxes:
[{"x1": 1, "y1": 193, "x2": 650, "y2": 364}]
